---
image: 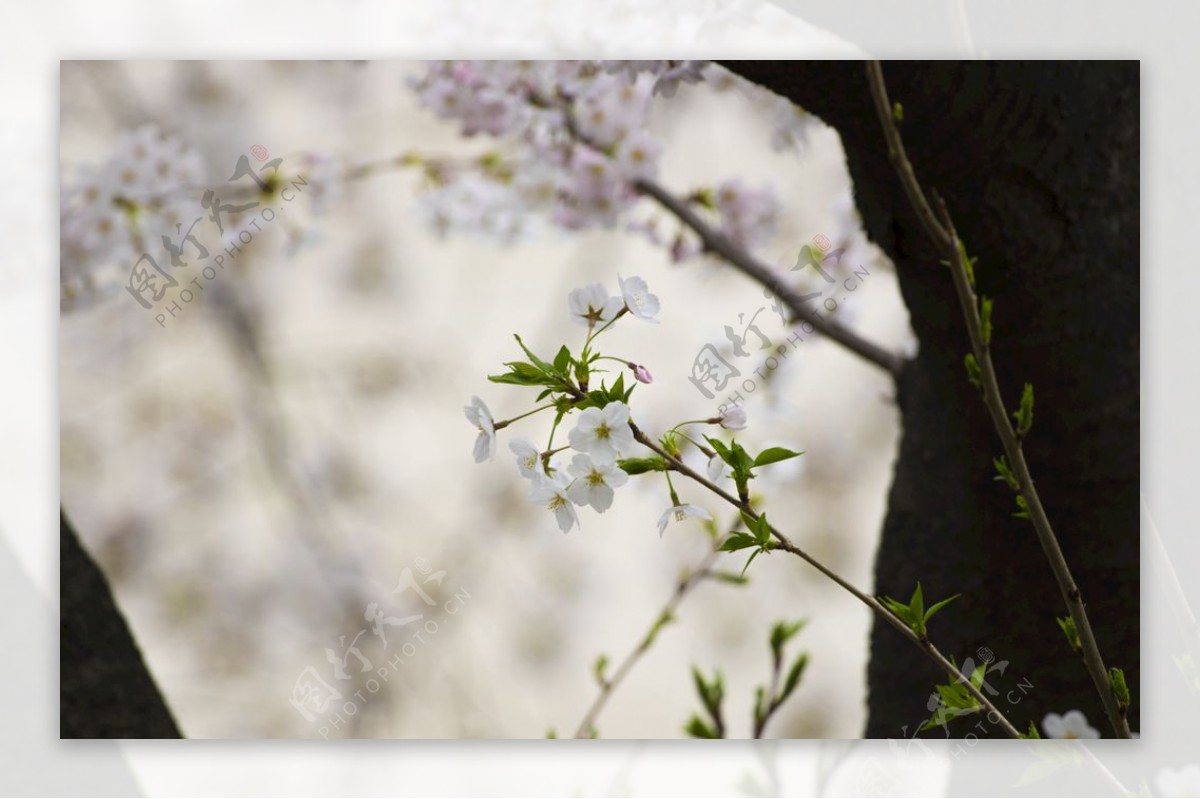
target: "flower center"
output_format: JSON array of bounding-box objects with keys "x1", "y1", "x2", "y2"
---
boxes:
[
  {"x1": 674, "y1": 508, "x2": 686, "y2": 522},
  {"x1": 548, "y1": 495, "x2": 566, "y2": 511},
  {"x1": 594, "y1": 423, "x2": 610, "y2": 440},
  {"x1": 587, "y1": 471, "x2": 605, "y2": 486}
]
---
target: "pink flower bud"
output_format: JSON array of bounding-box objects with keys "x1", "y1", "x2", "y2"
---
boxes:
[{"x1": 628, "y1": 362, "x2": 653, "y2": 384}]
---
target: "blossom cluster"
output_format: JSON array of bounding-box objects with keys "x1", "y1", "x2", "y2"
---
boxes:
[
  {"x1": 465, "y1": 274, "x2": 738, "y2": 536},
  {"x1": 61, "y1": 125, "x2": 206, "y2": 304},
  {"x1": 408, "y1": 60, "x2": 781, "y2": 257}
]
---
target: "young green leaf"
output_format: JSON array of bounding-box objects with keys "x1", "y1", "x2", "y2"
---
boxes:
[
  {"x1": 923, "y1": 593, "x2": 961, "y2": 626},
  {"x1": 993, "y1": 455, "x2": 1019, "y2": 491},
  {"x1": 964, "y1": 352, "x2": 982, "y2": 387},
  {"x1": 1056, "y1": 615, "x2": 1081, "y2": 651},
  {"x1": 1013, "y1": 494, "x2": 1031, "y2": 519},
  {"x1": 1021, "y1": 721, "x2": 1041, "y2": 739},
  {"x1": 513, "y1": 334, "x2": 554, "y2": 374},
  {"x1": 1014, "y1": 383, "x2": 1034, "y2": 437},
  {"x1": 593, "y1": 654, "x2": 609, "y2": 686},
  {"x1": 684, "y1": 715, "x2": 719, "y2": 739},
  {"x1": 770, "y1": 620, "x2": 806, "y2": 658},
  {"x1": 1109, "y1": 667, "x2": 1131, "y2": 711},
  {"x1": 979, "y1": 296, "x2": 994, "y2": 347},
  {"x1": 718, "y1": 533, "x2": 759, "y2": 553},
  {"x1": 753, "y1": 447, "x2": 805, "y2": 468},
  {"x1": 780, "y1": 653, "x2": 809, "y2": 704},
  {"x1": 553, "y1": 345, "x2": 572, "y2": 376}
]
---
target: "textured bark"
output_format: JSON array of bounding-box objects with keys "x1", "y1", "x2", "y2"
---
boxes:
[
  {"x1": 60, "y1": 510, "x2": 182, "y2": 738},
  {"x1": 723, "y1": 61, "x2": 1139, "y2": 737}
]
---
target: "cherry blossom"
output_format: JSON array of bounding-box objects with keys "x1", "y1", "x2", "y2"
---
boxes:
[
  {"x1": 568, "y1": 282, "x2": 624, "y2": 328},
  {"x1": 716, "y1": 406, "x2": 748, "y2": 430},
  {"x1": 618, "y1": 274, "x2": 660, "y2": 322},
  {"x1": 463, "y1": 395, "x2": 497, "y2": 462},
  {"x1": 509, "y1": 437, "x2": 541, "y2": 478},
  {"x1": 566, "y1": 453, "x2": 629, "y2": 512},
  {"x1": 1041, "y1": 710, "x2": 1099, "y2": 739},
  {"x1": 527, "y1": 471, "x2": 580, "y2": 534},
  {"x1": 567, "y1": 402, "x2": 635, "y2": 462},
  {"x1": 657, "y1": 503, "x2": 712, "y2": 537}
]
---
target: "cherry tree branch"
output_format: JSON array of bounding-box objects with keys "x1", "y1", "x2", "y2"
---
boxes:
[
  {"x1": 865, "y1": 60, "x2": 1131, "y2": 738},
  {"x1": 625, "y1": 421, "x2": 1022, "y2": 739},
  {"x1": 631, "y1": 177, "x2": 906, "y2": 378},
  {"x1": 572, "y1": 546, "x2": 723, "y2": 738}
]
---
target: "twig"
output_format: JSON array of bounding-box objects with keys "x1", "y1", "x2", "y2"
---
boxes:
[
  {"x1": 572, "y1": 546, "x2": 723, "y2": 738},
  {"x1": 632, "y1": 177, "x2": 906, "y2": 378},
  {"x1": 626, "y1": 421, "x2": 1023, "y2": 739},
  {"x1": 865, "y1": 60, "x2": 1131, "y2": 738}
]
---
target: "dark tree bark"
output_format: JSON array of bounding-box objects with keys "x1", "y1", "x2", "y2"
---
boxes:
[
  {"x1": 723, "y1": 61, "x2": 1139, "y2": 738},
  {"x1": 61, "y1": 510, "x2": 182, "y2": 738}
]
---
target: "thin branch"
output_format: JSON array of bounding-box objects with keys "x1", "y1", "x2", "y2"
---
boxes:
[
  {"x1": 572, "y1": 546, "x2": 723, "y2": 738},
  {"x1": 632, "y1": 178, "x2": 906, "y2": 378},
  {"x1": 627, "y1": 421, "x2": 1023, "y2": 739},
  {"x1": 864, "y1": 61, "x2": 952, "y2": 252},
  {"x1": 866, "y1": 61, "x2": 1131, "y2": 738}
]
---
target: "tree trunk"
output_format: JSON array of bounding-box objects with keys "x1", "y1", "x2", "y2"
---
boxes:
[
  {"x1": 724, "y1": 61, "x2": 1139, "y2": 738},
  {"x1": 60, "y1": 510, "x2": 181, "y2": 738}
]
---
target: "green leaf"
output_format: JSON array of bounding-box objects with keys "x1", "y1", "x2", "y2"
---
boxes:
[
  {"x1": 780, "y1": 653, "x2": 809, "y2": 703},
  {"x1": 488, "y1": 362, "x2": 548, "y2": 387},
  {"x1": 616, "y1": 456, "x2": 666, "y2": 475},
  {"x1": 719, "y1": 533, "x2": 759, "y2": 553},
  {"x1": 1110, "y1": 667, "x2": 1131, "y2": 710},
  {"x1": 552, "y1": 345, "x2": 572, "y2": 375},
  {"x1": 684, "y1": 715, "x2": 719, "y2": 739},
  {"x1": 1014, "y1": 383, "x2": 1034, "y2": 436},
  {"x1": 709, "y1": 571, "x2": 750, "y2": 586},
  {"x1": 610, "y1": 372, "x2": 626, "y2": 402},
  {"x1": 992, "y1": 455, "x2": 1019, "y2": 491},
  {"x1": 1013, "y1": 494, "x2": 1031, "y2": 519},
  {"x1": 964, "y1": 353, "x2": 982, "y2": 387},
  {"x1": 957, "y1": 239, "x2": 976, "y2": 288},
  {"x1": 513, "y1": 334, "x2": 554, "y2": 374},
  {"x1": 770, "y1": 620, "x2": 806, "y2": 657},
  {"x1": 1056, "y1": 615, "x2": 1081, "y2": 651},
  {"x1": 593, "y1": 654, "x2": 608, "y2": 686},
  {"x1": 910, "y1": 582, "x2": 926, "y2": 631},
  {"x1": 979, "y1": 296, "x2": 994, "y2": 347},
  {"x1": 705, "y1": 436, "x2": 733, "y2": 464},
  {"x1": 879, "y1": 595, "x2": 917, "y2": 628},
  {"x1": 923, "y1": 593, "x2": 961, "y2": 626},
  {"x1": 753, "y1": 447, "x2": 805, "y2": 468},
  {"x1": 1021, "y1": 721, "x2": 1041, "y2": 739}
]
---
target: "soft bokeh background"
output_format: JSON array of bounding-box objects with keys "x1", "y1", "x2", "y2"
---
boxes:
[{"x1": 59, "y1": 60, "x2": 914, "y2": 739}]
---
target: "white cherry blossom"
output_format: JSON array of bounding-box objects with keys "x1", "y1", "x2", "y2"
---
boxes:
[
  {"x1": 568, "y1": 282, "x2": 624, "y2": 328},
  {"x1": 509, "y1": 437, "x2": 541, "y2": 478},
  {"x1": 1041, "y1": 710, "x2": 1099, "y2": 739},
  {"x1": 463, "y1": 395, "x2": 496, "y2": 462},
  {"x1": 567, "y1": 402, "x2": 635, "y2": 462},
  {"x1": 657, "y1": 503, "x2": 712, "y2": 537},
  {"x1": 618, "y1": 274, "x2": 660, "y2": 322},
  {"x1": 566, "y1": 453, "x2": 629, "y2": 512},
  {"x1": 528, "y1": 471, "x2": 580, "y2": 533}
]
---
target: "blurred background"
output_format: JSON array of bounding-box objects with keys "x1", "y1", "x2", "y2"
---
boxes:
[{"x1": 59, "y1": 60, "x2": 914, "y2": 739}]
